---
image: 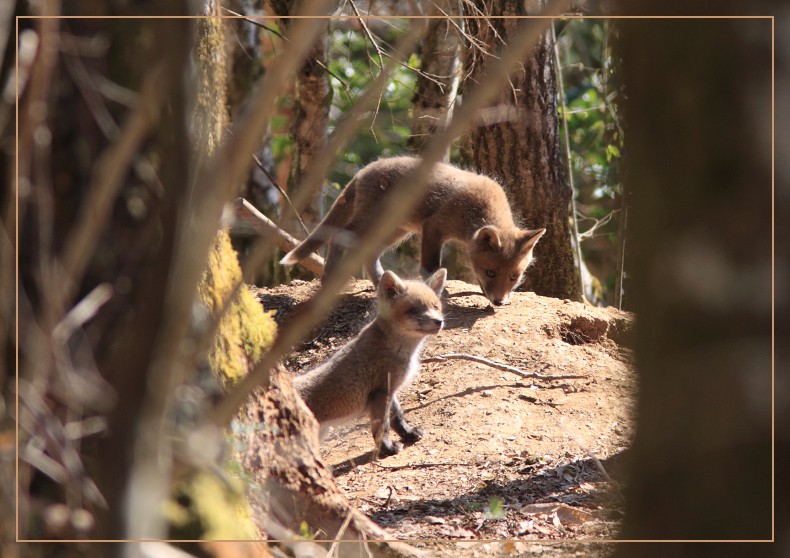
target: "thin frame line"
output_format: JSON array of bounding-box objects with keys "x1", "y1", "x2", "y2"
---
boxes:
[
  {"x1": 770, "y1": 14, "x2": 775, "y2": 544},
  {"x1": 15, "y1": 15, "x2": 775, "y2": 19},
  {"x1": 14, "y1": 12, "x2": 19, "y2": 544},
  {"x1": 13, "y1": 12, "x2": 775, "y2": 546}
]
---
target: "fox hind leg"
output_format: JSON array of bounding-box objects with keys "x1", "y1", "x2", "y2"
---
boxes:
[{"x1": 321, "y1": 235, "x2": 346, "y2": 286}]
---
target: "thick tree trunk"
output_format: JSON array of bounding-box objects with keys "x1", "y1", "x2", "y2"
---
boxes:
[
  {"x1": 611, "y1": 15, "x2": 774, "y2": 549},
  {"x1": 287, "y1": 28, "x2": 331, "y2": 229},
  {"x1": 462, "y1": 1, "x2": 581, "y2": 300},
  {"x1": 15, "y1": 11, "x2": 193, "y2": 544}
]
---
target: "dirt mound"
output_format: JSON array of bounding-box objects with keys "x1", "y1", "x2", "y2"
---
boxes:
[{"x1": 253, "y1": 279, "x2": 635, "y2": 542}]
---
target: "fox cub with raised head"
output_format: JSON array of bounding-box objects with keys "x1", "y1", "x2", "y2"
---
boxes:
[
  {"x1": 281, "y1": 156, "x2": 545, "y2": 306},
  {"x1": 293, "y1": 268, "x2": 446, "y2": 457}
]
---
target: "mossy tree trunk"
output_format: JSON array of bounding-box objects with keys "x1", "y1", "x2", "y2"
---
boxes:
[
  {"x1": 462, "y1": 0, "x2": 581, "y2": 301},
  {"x1": 610, "y1": 13, "x2": 774, "y2": 550}
]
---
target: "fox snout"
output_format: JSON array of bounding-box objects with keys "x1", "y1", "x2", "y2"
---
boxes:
[
  {"x1": 483, "y1": 289, "x2": 510, "y2": 307},
  {"x1": 424, "y1": 315, "x2": 444, "y2": 333},
  {"x1": 413, "y1": 309, "x2": 444, "y2": 334},
  {"x1": 475, "y1": 276, "x2": 514, "y2": 307}
]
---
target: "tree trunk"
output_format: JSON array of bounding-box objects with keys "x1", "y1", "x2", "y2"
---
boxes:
[
  {"x1": 610, "y1": 14, "x2": 775, "y2": 550},
  {"x1": 405, "y1": 2, "x2": 469, "y2": 281},
  {"x1": 407, "y1": 1, "x2": 462, "y2": 157},
  {"x1": 15, "y1": 10, "x2": 193, "y2": 544},
  {"x1": 462, "y1": 1, "x2": 581, "y2": 301},
  {"x1": 267, "y1": 1, "x2": 331, "y2": 233}
]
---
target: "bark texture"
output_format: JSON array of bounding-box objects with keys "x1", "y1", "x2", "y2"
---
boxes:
[
  {"x1": 227, "y1": 0, "x2": 281, "y2": 219},
  {"x1": 407, "y1": 1, "x2": 462, "y2": 157},
  {"x1": 267, "y1": 1, "x2": 331, "y2": 232},
  {"x1": 611, "y1": 14, "x2": 775, "y2": 550},
  {"x1": 462, "y1": 1, "x2": 581, "y2": 300}
]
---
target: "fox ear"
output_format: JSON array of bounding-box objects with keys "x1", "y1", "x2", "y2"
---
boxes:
[
  {"x1": 517, "y1": 228, "x2": 546, "y2": 255},
  {"x1": 379, "y1": 270, "x2": 406, "y2": 299},
  {"x1": 473, "y1": 225, "x2": 502, "y2": 251},
  {"x1": 425, "y1": 268, "x2": 447, "y2": 296}
]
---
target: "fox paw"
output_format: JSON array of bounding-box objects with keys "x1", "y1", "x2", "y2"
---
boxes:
[
  {"x1": 376, "y1": 440, "x2": 403, "y2": 458},
  {"x1": 400, "y1": 426, "x2": 424, "y2": 444}
]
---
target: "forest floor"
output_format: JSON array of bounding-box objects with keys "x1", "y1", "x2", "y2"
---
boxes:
[{"x1": 253, "y1": 278, "x2": 635, "y2": 548}]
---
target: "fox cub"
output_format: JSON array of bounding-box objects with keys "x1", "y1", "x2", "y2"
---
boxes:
[
  {"x1": 293, "y1": 268, "x2": 446, "y2": 457},
  {"x1": 281, "y1": 156, "x2": 545, "y2": 306}
]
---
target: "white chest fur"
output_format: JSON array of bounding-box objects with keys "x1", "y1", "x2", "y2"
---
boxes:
[{"x1": 399, "y1": 340, "x2": 424, "y2": 391}]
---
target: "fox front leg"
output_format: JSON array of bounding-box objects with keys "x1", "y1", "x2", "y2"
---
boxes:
[
  {"x1": 368, "y1": 390, "x2": 402, "y2": 457},
  {"x1": 390, "y1": 396, "x2": 423, "y2": 444}
]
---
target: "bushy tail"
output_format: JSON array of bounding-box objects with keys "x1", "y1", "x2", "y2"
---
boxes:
[{"x1": 280, "y1": 178, "x2": 357, "y2": 265}]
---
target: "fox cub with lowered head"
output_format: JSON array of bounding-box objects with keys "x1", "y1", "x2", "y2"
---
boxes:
[
  {"x1": 281, "y1": 156, "x2": 545, "y2": 306},
  {"x1": 293, "y1": 268, "x2": 446, "y2": 457}
]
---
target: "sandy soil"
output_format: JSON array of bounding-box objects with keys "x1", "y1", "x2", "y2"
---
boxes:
[{"x1": 252, "y1": 278, "x2": 635, "y2": 543}]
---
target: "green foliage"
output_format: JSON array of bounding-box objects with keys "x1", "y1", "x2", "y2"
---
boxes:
[
  {"x1": 325, "y1": 24, "x2": 418, "y2": 189},
  {"x1": 198, "y1": 229, "x2": 277, "y2": 386},
  {"x1": 556, "y1": 19, "x2": 625, "y2": 304},
  {"x1": 557, "y1": 20, "x2": 623, "y2": 201},
  {"x1": 297, "y1": 520, "x2": 317, "y2": 540},
  {"x1": 484, "y1": 496, "x2": 506, "y2": 520}
]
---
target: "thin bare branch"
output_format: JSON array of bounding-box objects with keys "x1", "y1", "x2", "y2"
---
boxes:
[
  {"x1": 58, "y1": 64, "x2": 167, "y2": 316},
  {"x1": 251, "y1": 153, "x2": 310, "y2": 236},
  {"x1": 234, "y1": 198, "x2": 326, "y2": 276},
  {"x1": 348, "y1": 0, "x2": 386, "y2": 71},
  {"x1": 577, "y1": 208, "x2": 618, "y2": 240},
  {"x1": 347, "y1": 1, "x2": 444, "y2": 88},
  {"x1": 422, "y1": 353, "x2": 586, "y2": 380},
  {"x1": 224, "y1": 7, "x2": 354, "y2": 97}
]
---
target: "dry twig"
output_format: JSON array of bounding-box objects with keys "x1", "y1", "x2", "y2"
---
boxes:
[
  {"x1": 422, "y1": 353, "x2": 586, "y2": 380},
  {"x1": 234, "y1": 198, "x2": 326, "y2": 276},
  {"x1": 251, "y1": 153, "x2": 310, "y2": 236}
]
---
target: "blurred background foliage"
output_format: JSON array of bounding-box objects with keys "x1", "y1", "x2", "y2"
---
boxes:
[{"x1": 252, "y1": 17, "x2": 624, "y2": 305}]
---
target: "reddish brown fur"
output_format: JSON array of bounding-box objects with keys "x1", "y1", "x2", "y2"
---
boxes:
[
  {"x1": 282, "y1": 156, "x2": 545, "y2": 305},
  {"x1": 293, "y1": 269, "x2": 447, "y2": 457}
]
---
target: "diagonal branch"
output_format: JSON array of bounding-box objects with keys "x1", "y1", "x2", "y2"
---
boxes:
[
  {"x1": 59, "y1": 63, "x2": 168, "y2": 315},
  {"x1": 251, "y1": 153, "x2": 310, "y2": 236}
]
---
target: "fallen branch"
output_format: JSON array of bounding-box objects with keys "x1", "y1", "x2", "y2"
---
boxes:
[
  {"x1": 232, "y1": 197, "x2": 325, "y2": 276},
  {"x1": 422, "y1": 353, "x2": 586, "y2": 381},
  {"x1": 373, "y1": 461, "x2": 471, "y2": 471}
]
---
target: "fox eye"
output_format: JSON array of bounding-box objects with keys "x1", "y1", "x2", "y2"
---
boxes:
[
  {"x1": 485, "y1": 269, "x2": 496, "y2": 278},
  {"x1": 407, "y1": 306, "x2": 419, "y2": 315},
  {"x1": 510, "y1": 273, "x2": 519, "y2": 281}
]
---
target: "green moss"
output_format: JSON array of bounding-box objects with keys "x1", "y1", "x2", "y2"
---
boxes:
[
  {"x1": 198, "y1": 229, "x2": 276, "y2": 386},
  {"x1": 166, "y1": 468, "x2": 260, "y2": 540},
  {"x1": 178, "y1": 14, "x2": 273, "y2": 542},
  {"x1": 194, "y1": 16, "x2": 228, "y2": 154}
]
